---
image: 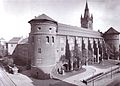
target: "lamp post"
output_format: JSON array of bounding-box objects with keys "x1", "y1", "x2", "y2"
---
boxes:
[
  {"x1": 93, "y1": 69, "x2": 96, "y2": 86},
  {"x1": 111, "y1": 65, "x2": 112, "y2": 79}
]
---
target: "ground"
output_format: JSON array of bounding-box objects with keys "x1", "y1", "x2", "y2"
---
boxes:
[{"x1": 3, "y1": 59, "x2": 120, "y2": 86}]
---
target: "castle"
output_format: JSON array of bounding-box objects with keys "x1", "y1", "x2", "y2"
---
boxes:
[
  {"x1": 28, "y1": 2, "x2": 103, "y2": 74},
  {"x1": 7, "y1": 1, "x2": 119, "y2": 75}
]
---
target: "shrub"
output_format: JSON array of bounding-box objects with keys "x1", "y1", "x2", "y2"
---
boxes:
[{"x1": 30, "y1": 67, "x2": 50, "y2": 80}]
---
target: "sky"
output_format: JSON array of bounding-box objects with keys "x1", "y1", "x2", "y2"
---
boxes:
[{"x1": 0, "y1": 0, "x2": 120, "y2": 41}]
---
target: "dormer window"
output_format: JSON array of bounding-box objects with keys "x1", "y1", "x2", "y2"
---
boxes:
[{"x1": 38, "y1": 27, "x2": 41, "y2": 30}]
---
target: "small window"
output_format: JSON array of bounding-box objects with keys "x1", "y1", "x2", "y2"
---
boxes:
[
  {"x1": 61, "y1": 47, "x2": 64, "y2": 51},
  {"x1": 49, "y1": 28, "x2": 52, "y2": 30},
  {"x1": 38, "y1": 27, "x2": 41, "y2": 30},
  {"x1": 31, "y1": 36, "x2": 34, "y2": 42},
  {"x1": 38, "y1": 48, "x2": 41, "y2": 53},
  {"x1": 11, "y1": 44, "x2": 13, "y2": 47},
  {"x1": 52, "y1": 36, "x2": 54, "y2": 43},
  {"x1": 46, "y1": 36, "x2": 49, "y2": 43}
]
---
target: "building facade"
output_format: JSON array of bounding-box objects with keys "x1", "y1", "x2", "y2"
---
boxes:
[
  {"x1": 7, "y1": 37, "x2": 23, "y2": 55},
  {"x1": 28, "y1": 2, "x2": 104, "y2": 74}
]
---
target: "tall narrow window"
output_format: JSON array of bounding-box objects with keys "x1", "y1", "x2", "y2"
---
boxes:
[
  {"x1": 46, "y1": 36, "x2": 49, "y2": 43},
  {"x1": 38, "y1": 48, "x2": 41, "y2": 53},
  {"x1": 52, "y1": 36, "x2": 54, "y2": 43}
]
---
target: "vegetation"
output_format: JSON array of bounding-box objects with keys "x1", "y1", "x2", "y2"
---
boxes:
[
  {"x1": 65, "y1": 37, "x2": 71, "y2": 71},
  {"x1": 103, "y1": 42, "x2": 119, "y2": 60}
]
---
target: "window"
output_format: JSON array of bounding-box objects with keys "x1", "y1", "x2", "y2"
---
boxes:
[
  {"x1": 31, "y1": 36, "x2": 34, "y2": 42},
  {"x1": 46, "y1": 36, "x2": 49, "y2": 43},
  {"x1": 61, "y1": 47, "x2": 64, "y2": 51},
  {"x1": 49, "y1": 28, "x2": 52, "y2": 33},
  {"x1": 38, "y1": 27, "x2": 41, "y2": 30},
  {"x1": 52, "y1": 36, "x2": 54, "y2": 43},
  {"x1": 11, "y1": 44, "x2": 13, "y2": 47},
  {"x1": 49, "y1": 28, "x2": 52, "y2": 30},
  {"x1": 38, "y1": 48, "x2": 41, "y2": 53}
]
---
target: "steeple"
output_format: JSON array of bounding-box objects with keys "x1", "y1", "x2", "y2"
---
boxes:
[
  {"x1": 81, "y1": 1, "x2": 93, "y2": 30},
  {"x1": 84, "y1": 1, "x2": 90, "y2": 18},
  {"x1": 85, "y1": 1, "x2": 89, "y2": 10}
]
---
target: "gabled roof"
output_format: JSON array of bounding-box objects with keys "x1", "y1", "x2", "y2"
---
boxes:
[
  {"x1": 104, "y1": 27, "x2": 120, "y2": 35},
  {"x1": 8, "y1": 37, "x2": 22, "y2": 44}
]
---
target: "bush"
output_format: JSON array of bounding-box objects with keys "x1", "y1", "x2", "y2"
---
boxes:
[
  {"x1": 30, "y1": 67, "x2": 50, "y2": 80},
  {"x1": 2, "y1": 56, "x2": 14, "y2": 66}
]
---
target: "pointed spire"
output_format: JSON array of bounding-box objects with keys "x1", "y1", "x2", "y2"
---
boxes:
[
  {"x1": 85, "y1": 0, "x2": 89, "y2": 10},
  {"x1": 84, "y1": 0, "x2": 89, "y2": 18},
  {"x1": 81, "y1": 14, "x2": 82, "y2": 19}
]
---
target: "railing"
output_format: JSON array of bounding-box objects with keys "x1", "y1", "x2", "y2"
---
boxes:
[{"x1": 83, "y1": 66, "x2": 119, "y2": 83}]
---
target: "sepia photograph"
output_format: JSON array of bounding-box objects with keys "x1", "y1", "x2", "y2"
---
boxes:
[{"x1": 0, "y1": 0, "x2": 120, "y2": 86}]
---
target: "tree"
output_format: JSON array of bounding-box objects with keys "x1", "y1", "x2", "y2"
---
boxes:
[
  {"x1": 88, "y1": 40, "x2": 93, "y2": 64},
  {"x1": 73, "y1": 38, "x2": 80, "y2": 69},
  {"x1": 104, "y1": 43, "x2": 119, "y2": 60},
  {"x1": 65, "y1": 37, "x2": 71, "y2": 71},
  {"x1": 82, "y1": 39, "x2": 87, "y2": 65}
]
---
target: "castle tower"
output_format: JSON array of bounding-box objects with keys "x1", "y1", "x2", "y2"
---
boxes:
[
  {"x1": 28, "y1": 14, "x2": 58, "y2": 74},
  {"x1": 81, "y1": 1, "x2": 93, "y2": 29},
  {"x1": 103, "y1": 27, "x2": 120, "y2": 52}
]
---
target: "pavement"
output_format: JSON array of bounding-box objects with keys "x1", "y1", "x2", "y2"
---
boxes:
[
  {"x1": 61, "y1": 65, "x2": 119, "y2": 86},
  {"x1": 0, "y1": 66, "x2": 34, "y2": 86},
  {"x1": 0, "y1": 67, "x2": 16, "y2": 86},
  {"x1": 7, "y1": 73, "x2": 34, "y2": 86}
]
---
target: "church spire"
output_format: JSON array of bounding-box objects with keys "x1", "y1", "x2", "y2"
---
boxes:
[
  {"x1": 85, "y1": 1, "x2": 89, "y2": 10},
  {"x1": 84, "y1": 0, "x2": 90, "y2": 18},
  {"x1": 81, "y1": 1, "x2": 93, "y2": 30}
]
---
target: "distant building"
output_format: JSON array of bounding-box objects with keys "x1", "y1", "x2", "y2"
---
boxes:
[
  {"x1": 7, "y1": 37, "x2": 23, "y2": 55},
  {"x1": 28, "y1": 1, "x2": 103, "y2": 74},
  {"x1": 0, "y1": 38, "x2": 7, "y2": 57},
  {"x1": 81, "y1": 2, "x2": 93, "y2": 29}
]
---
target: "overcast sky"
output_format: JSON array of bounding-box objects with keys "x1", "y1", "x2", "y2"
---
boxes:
[{"x1": 0, "y1": 0, "x2": 120, "y2": 41}]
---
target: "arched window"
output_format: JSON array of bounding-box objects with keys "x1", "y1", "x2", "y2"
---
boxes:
[
  {"x1": 52, "y1": 36, "x2": 54, "y2": 43},
  {"x1": 46, "y1": 36, "x2": 49, "y2": 43}
]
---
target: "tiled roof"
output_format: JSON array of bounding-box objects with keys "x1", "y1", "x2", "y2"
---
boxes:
[
  {"x1": 8, "y1": 37, "x2": 22, "y2": 44},
  {"x1": 104, "y1": 27, "x2": 120, "y2": 34}
]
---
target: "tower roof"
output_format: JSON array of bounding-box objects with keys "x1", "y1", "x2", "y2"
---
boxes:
[
  {"x1": 104, "y1": 27, "x2": 120, "y2": 35},
  {"x1": 34, "y1": 14, "x2": 56, "y2": 21},
  {"x1": 29, "y1": 14, "x2": 57, "y2": 23}
]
